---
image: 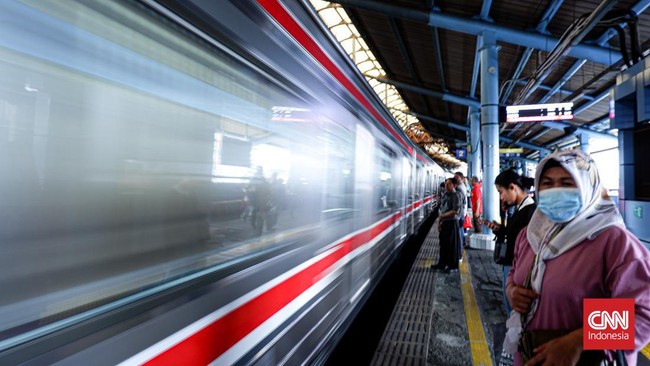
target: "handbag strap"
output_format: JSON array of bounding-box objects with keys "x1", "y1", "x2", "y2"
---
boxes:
[{"x1": 519, "y1": 254, "x2": 537, "y2": 331}]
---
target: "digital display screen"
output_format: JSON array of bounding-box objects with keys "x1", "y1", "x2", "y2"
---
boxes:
[{"x1": 506, "y1": 102, "x2": 573, "y2": 123}]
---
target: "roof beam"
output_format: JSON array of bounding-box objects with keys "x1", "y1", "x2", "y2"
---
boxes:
[
  {"x1": 515, "y1": 0, "x2": 619, "y2": 103},
  {"x1": 501, "y1": 48, "x2": 534, "y2": 105},
  {"x1": 328, "y1": 0, "x2": 620, "y2": 65},
  {"x1": 467, "y1": 0, "x2": 492, "y2": 127},
  {"x1": 534, "y1": 0, "x2": 650, "y2": 104},
  {"x1": 389, "y1": 18, "x2": 418, "y2": 79},
  {"x1": 573, "y1": 88, "x2": 611, "y2": 115},
  {"x1": 430, "y1": 26, "x2": 453, "y2": 118},
  {"x1": 536, "y1": 0, "x2": 565, "y2": 33},
  {"x1": 541, "y1": 133, "x2": 579, "y2": 150},
  {"x1": 515, "y1": 80, "x2": 593, "y2": 99},
  {"x1": 479, "y1": 0, "x2": 493, "y2": 20},
  {"x1": 422, "y1": 129, "x2": 466, "y2": 144},
  {"x1": 469, "y1": 36, "x2": 482, "y2": 99},
  {"x1": 499, "y1": 134, "x2": 553, "y2": 154},
  {"x1": 430, "y1": 30, "x2": 445, "y2": 85},
  {"x1": 388, "y1": 17, "x2": 434, "y2": 117},
  {"x1": 500, "y1": 0, "x2": 565, "y2": 105},
  {"x1": 409, "y1": 111, "x2": 553, "y2": 153},
  {"x1": 409, "y1": 111, "x2": 470, "y2": 132},
  {"x1": 371, "y1": 76, "x2": 481, "y2": 108},
  {"x1": 529, "y1": 127, "x2": 551, "y2": 142},
  {"x1": 509, "y1": 0, "x2": 648, "y2": 140},
  {"x1": 541, "y1": 121, "x2": 617, "y2": 140}
]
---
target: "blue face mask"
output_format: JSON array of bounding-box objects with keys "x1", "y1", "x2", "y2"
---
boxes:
[{"x1": 537, "y1": 187, "x2": 582, "y2": 223}]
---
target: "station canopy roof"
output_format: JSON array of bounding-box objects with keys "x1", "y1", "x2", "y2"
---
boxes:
[{"x1": 309, "y1": 0, "x2": 650, "y2": 168}]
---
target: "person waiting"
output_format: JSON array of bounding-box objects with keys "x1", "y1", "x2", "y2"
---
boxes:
[
  {"x1": 470, "y1": 176, "x2": 483, "y2": 234},
  {"x1": 484, "y1": 169, "x2": 536, "y2": 315},
  {"x1": 503, "y1": 150, "x2": 650, "y2": 366},
  {"x1": 431, "y1": 177, "x2": 462, "y2": 273}
]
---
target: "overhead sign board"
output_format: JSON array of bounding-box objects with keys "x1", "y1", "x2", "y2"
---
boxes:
[
  {"x1": 506, "y1": 102, "x2": 573, "y2": 123},
  {"x1": 455, "y1": 148, "x2": 467, "y2": 160},
  {"x1": 499, "y1": 148, "x2": 524, "y2": 154}
]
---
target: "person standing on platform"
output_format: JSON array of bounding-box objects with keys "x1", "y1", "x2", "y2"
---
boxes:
[
  {"x1": 470, "y1": 176, "x2": 483, "y2": 234},
  {"x1": 484, "y1": 169, "x2": 535, "y2": 315},
  {"x1": 431, "y1": 177, "x2": 461, "y2": 273},
  {"x1": 454, "y1": 172, "x2": 468, "y2": 254},
  {"x1": 503, "y1": 150, "x2": 650, "y2": 366}
]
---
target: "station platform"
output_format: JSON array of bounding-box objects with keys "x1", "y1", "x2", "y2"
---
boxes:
[{"x1": 370, "y1": 219, "x2": 650, "y2": 366}]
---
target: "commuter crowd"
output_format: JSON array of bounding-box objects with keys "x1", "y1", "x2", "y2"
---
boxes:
[{"x1": 433, "y1": 150, "x2": 650, "y2": 366}]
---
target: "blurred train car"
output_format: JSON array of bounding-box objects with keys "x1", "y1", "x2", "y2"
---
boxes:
[{"x1": 0, "y1": 0, "x2": 447, "y2": 364}]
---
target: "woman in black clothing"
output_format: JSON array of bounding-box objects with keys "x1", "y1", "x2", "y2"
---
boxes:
[{"x1": 485, "y1": 169, "x2": 536, "y2": 314}]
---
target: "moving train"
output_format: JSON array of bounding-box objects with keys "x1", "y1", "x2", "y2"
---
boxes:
[{"x1": 0, "y1": 0, "x2": 447, "y2": 364}]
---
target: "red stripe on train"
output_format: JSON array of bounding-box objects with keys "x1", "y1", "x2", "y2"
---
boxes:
[
  {"x1": 144, "y1": 246, "x2": 346, "y2": 365},
  {"x1": 143, "y1": 213, "x2": 399, "y2": 365},
  {"x1": 256, "y1": 0, "x2": 412, "y2": 154}
]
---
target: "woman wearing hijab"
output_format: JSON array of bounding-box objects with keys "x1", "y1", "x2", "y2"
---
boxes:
[{"x1": 503, "y1": 150, "x2": 650, "y2": 366}]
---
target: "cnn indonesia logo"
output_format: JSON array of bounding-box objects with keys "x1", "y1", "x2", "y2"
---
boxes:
[{"x1": 583, "y1": 298, "x2": 635, "y2": 350}]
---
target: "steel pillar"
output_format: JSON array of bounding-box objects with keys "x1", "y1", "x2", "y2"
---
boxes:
[{"x1": 480, "y1": 32, "x2": 500, "y2": 223}]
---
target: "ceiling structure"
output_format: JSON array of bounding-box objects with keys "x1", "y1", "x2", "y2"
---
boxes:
[{"x1": 310, "y1": 0, "x2": 650, "y2": 169}]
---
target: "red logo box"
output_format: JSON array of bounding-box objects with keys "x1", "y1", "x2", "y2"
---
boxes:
[{"x1": 583, "y1": 298, "x2": 635, "y2": 350}]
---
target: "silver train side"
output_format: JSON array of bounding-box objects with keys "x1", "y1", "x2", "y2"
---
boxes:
[{"x1": 0, "y1": 0, "x2": 447, "y2": 364}]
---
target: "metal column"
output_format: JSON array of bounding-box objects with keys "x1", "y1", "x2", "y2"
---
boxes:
[
  {"x1": 480, "y1": 32, "x2": 500, "y2": 223},
  {"x1": 579, "y1": 133, "x2": 590, "y2": 154},
  {"x1": 469, "y1": 108, "x2": 481, "y2": 180}
]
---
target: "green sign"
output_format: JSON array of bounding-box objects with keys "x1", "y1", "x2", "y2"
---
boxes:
[{"x1": 633, "y1": 205, "x2": 643, "y2": 219}]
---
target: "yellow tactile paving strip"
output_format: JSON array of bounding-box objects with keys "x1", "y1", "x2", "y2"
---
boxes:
[{"x1": 459, "y1": 250, "x2": 494, "y2": 366}]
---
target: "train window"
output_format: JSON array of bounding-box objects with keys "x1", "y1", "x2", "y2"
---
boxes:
[
  {"x1": 0, "y1": 0, "x2": 329, "y2": 342},
  {"x1": 375, "y1": 145, "x2": 396, "y2": 215},
  {"x1": 322, "y1": 119, "x2": 355, "y2": 219}
]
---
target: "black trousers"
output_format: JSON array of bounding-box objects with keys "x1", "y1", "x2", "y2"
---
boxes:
[{"x1": 438, "y1": 219, "x2": 460, "y2": 269}]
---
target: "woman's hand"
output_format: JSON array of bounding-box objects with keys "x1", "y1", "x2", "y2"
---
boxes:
[
  {"x1": 507, "y1": 284, "x2": 538, "y2": 313},
  {"x1": 524, "y1": 329, "x2": 583, "y2": 366},
  {"x1": 485, "y1": 220, "x2": 500, "y2": 231}
]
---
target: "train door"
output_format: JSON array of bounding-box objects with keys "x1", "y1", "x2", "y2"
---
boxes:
[
  {"x1": 415, "y1": 164, "x2": 423, "y2": 222},
  {"x1": 419, "y1": 164, "x2": 427, "y2": 220},
  {"x1": 350, "y1": 123, "x2": 374, "y2": 300},
  {"x1": 374, "y1": 144, "x2": 397, "y2": 254},
  {"x1": 394, "y1": 156, "x2": 407, "y2": 242},
  {"x1": 424, "y1": 169, "x2": 432, "y2": 216},
  {"x1": 375, "y1": 145, "x2": 396, "y2": 216},
  {"x1": 434, "y1": 172, "x2": 444, "y2": 212},
  {"x1": 320, "y1": 117, "x2": 355, "y2": 225}
]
